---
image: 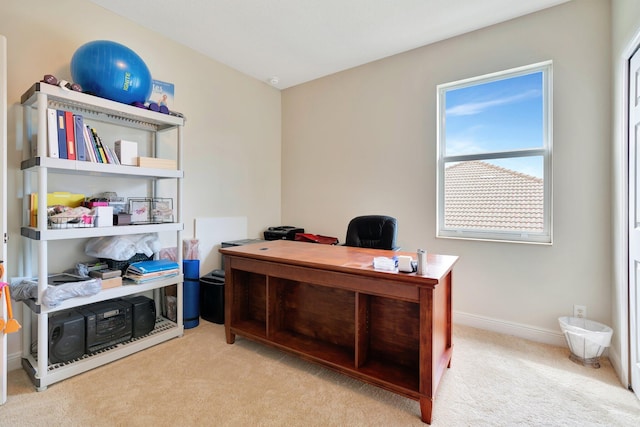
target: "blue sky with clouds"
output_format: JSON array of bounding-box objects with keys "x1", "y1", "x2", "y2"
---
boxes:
[{"x1": 444, "y1": 71, "x2": 544, "y2": 177}]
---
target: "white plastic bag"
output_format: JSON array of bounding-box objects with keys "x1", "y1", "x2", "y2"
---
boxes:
[
  {"x1": 10, "y1": 277, "x2": 102, "y2": 308},
  {"x1": 9, "y1": 278, "x2": 38, "y2": 300},
  {"x1": 85, "y1": 233, "x2": 161, "y2": 260},
  {"x1": 43, "y1": 279, "x2": 102, "y2": 308}
]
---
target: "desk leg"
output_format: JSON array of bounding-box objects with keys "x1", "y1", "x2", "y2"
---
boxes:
[
  {"x1": 224, "y1": 258, "x2": 234, "y2": 344},
  {"x1": 226, "y1": 328, "x2": 235, "y2": 344},
  {"x1": 419, "y1": 397, "x2": 433, "y2": 424}
]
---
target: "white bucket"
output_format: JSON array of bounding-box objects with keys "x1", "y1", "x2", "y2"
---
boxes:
[{"x1": 558, "y1": 316, "x2": 613, "y2": 368}]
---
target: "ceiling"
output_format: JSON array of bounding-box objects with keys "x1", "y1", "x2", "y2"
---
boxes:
[{"x1": 89, "y1": 0, "x2": 570, "y2": 90}]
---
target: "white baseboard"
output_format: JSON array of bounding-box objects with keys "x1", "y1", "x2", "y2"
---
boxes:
[
  {"x1": 8, "y1": 351, "x2": 22, "y2": 372},
  {"x1": 453, "y1": 310, "x2": 566, "y2": 347}
]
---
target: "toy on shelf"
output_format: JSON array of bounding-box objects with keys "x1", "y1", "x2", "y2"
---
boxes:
[
  {"x1": 0, "y1": 284, "x2": 21, "y2": 334},
  {"x1": 41, "y1": 74, "x2": 82, "y2": 92},
  {"x1": 0, "y1": 260, "x2": 21, "y2": 334}
]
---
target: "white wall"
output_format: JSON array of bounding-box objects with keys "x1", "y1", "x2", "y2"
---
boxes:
[
  {"x1": 282, "y1": 0, "x2": 611, "y2": 345},
  {"x1": 611, "y1": 0, "x2": 640, "y2": 386},
  {"x1": 0, "y1": 0, "x2": 282, "y2": 365}
]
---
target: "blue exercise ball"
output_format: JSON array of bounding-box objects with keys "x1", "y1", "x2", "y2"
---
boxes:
[{"x1": 70, "y1": 40, "x2": 152, "y2": 105}]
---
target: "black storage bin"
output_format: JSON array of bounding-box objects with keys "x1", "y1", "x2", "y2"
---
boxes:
[{"x1": 200, "y1": 269, "x2": 225, "y2": 324}]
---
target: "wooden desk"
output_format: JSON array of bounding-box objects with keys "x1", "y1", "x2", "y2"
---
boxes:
[{"x1": 220, "y1": 240, "x2": 458, "y2": 424}]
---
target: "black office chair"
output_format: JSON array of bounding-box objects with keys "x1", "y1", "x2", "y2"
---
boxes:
[{"x1": 344, "y1": 215, "x2": 398, "y2": 250}]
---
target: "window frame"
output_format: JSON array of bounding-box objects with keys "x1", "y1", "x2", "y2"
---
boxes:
[{"x1": 436, "y1": 61, "x2": 553, "y2": 244}]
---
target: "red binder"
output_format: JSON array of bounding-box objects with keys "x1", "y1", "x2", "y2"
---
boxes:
[{"x1": 64, "y1": 111, "x2": 76, "y2": 160}]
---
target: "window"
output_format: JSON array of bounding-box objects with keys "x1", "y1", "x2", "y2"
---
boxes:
[{"x1": 436, "y1": 61, "x2": 552, "y2": 244}]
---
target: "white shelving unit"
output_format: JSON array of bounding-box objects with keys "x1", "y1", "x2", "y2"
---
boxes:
[{"x1": 19, "y1": 82, "x2": 185, "y2": 391}]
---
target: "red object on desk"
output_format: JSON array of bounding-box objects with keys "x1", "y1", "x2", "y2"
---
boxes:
[{"x1": 294, "y1": 232, "x2": 339, "y2": 245}]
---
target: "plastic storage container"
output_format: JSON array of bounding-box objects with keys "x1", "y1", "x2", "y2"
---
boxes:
[
  {"x1": 558, "y1": 316, "x2": 613, "y2": 368},
  {"x1": 200, "y1": 269, "x2": 225, "y2": 324}
]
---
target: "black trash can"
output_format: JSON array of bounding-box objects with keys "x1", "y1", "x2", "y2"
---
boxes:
[{"x1": 200, "y1": 269, "x2": 225, "y2": 324}]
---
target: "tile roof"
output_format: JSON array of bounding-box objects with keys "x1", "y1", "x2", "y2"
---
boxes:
[{"x1": 444, "y1": 160, "x2": 544, "y2": 232}]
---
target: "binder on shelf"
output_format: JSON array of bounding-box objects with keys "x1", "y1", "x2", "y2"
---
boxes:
[
  {"x1": 105, "y1": 145, "x2": 120, "y2": 165},
  {"x1": 64, "y1": 111, "x2": 76, "y2": 160},
  {"x1": 102, "y1": 142, "x2": 116, "y2": 164},
  {"x1": 90, "y1": 127, "x2": 108, "y2": 163},
  {"x1": 47, "y1": 108, "x2": 59, "y2": 158},
  {"x1": 56, "y1": 109, "x2": 68, "y2": 159},
  {"x1": 29, "y1": 193, "x2": 35, "y2": 227},
  {"x1": 84, "y1": 125, "x2": 102, "y2": 162},
  {"x1": 73, "y1": 114, "x2": 87, "y2": 161},
  {"x1": 81, "y1": 125, "x2": 98, "y2": 163}
]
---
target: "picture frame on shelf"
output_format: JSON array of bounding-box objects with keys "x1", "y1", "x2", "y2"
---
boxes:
[
  {"x1": 128, "y1": 197, "x2": 174, "y2": 224},
  {"x1": 151, "y1": 198, "x2": 174, "y2": 223},
  {"x1": 128, "y1": 198, "x2": 152, "y2": 224}
]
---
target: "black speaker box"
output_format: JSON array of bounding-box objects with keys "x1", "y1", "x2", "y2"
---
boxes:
[
  {"x1": 48, "y1": 310, "x2": 85, "y2": 364},
  {"x1": 122, "y1": 295, "x2": 156, "y2": 338}
]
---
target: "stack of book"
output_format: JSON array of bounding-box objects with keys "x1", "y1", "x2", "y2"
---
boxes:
[
  {"x1": 45, "y1": 108, "x2": 121, "y2": 164},
  {"x1": 124, "y1": 259, "x2": 180, "y2": 284}
]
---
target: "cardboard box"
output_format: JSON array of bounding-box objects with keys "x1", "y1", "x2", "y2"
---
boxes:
[
  {"x1": 100, "y1": 276, "x2": 123, "y2": 290},
  {"x1": 136, "y1": 156, "x2": 177, "y2": 170},
  {"x1": 115, "y1": 140, "x2": 138, "y2": 166}
]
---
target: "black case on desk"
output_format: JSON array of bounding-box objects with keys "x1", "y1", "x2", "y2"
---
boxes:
[{"x1": 263, "y1": 226, "x2": 304, "y2": 241}]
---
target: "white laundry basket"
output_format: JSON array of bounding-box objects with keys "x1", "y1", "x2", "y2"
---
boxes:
[{"x1": 558, "y1": 316, "x2": 613, "y2": 368}]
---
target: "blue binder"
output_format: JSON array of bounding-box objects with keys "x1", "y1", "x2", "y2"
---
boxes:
[
  {"x1": 56, "y1": 109, "x2": 68, "y2": 159},
  {"x1": 73, "y1": 114, "x2": 87, "y2": 161}
]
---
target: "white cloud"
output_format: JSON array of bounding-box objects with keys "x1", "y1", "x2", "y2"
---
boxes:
[
  {"x1": 446, "y1": 138, "x2": 484, "y2": 156},
  {"x1": 447, "y1": 89, "x2": 540, "y2": 116}
]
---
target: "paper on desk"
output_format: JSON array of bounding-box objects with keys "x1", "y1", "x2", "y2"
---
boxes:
[{"x1": 373, "y1": 256, "x2": 398, "y2": 272}]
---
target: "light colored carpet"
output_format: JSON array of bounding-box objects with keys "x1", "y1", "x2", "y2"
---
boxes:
[{"x1": 2, "y1": 322, "x2": 640, "y2": 426}]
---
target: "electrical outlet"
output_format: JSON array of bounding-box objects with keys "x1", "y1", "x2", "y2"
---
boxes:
[{"x1": 574, "y1": 305, "x2": 587, "y2": 319}]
